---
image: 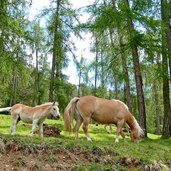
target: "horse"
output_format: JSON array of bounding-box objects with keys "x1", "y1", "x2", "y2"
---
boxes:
[
  {"x1": 64, "y1": 95, "x2": 144, "y2": 143},
  {"x1": 4, "y1": 102, "x2": 60, "y2": 137}
]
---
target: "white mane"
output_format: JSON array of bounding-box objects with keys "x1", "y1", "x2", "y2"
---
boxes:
[
  {"x1": 36, "y1": 102, "x2": 58, "y2": 107},
  {"x1": 111, "y1": 99, "x2": 129, "y2": 110},
  {"x1": 133, "y1": 116, "x2": 144, "y2": 137}
]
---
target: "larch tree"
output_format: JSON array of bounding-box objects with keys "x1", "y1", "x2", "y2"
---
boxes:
[
  {"x1": 161, "y1": 0, "x2": 171, "y2": 137},
  {"x1": 124, "y1": 0, "x2": 147, "y2": 137}
]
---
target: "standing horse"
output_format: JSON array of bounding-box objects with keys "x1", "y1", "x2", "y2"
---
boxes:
[
  {"x1": 64, "y1": 96, "x2": 144, "y2": 143},
  {"x1": 7, "y1": 102, "x2": 60, "y2": 137}
]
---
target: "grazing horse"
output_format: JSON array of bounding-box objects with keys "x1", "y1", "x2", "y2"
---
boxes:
[
  {"x1": 7, "y1": 102, "x2": 60, "y2": 137},
  {"x1": 64, "y1": 95, "x2": 144, "y2": 143}
]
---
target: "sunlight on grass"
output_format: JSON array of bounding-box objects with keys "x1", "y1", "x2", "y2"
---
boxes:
[
  {"x1": 148, "y1": 133, "x2": 161, "y2": 139},
  {"x1": 0, "y1": 115, "x2": 12, "y2": 134}
]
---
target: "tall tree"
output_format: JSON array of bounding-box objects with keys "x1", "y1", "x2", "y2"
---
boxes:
[
  {"x1": 110, "y1": 0, "x2": 132, "y2": 112},
  {"x1": 49, "y1": 0, "x2": 61, "y2": 101},
  {"x1": 161, "y1": 0, "x2": 171, "y2": 137},
  {"x1": 124, "y1": 0, "x2": 147, "y2": 136}
]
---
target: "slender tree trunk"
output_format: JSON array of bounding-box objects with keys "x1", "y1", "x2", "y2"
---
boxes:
[
  {"x1": 10, "y1": 66, "x2": 17, "y2": 106},
  {"x1": 161, "y1": 0, "x2": 171, "y2": 137},
  {"x1": 35, "y1": 50, "x2": 40, "y2": 104},
  {"x1": 49, "y1": 46, "x2": 56, "y2": 101},
  {"x1": 110, "y1": 0, "x2": 132, "y2": 112},
  {"x1": 33, "y1": 50, "x2": 40, "y2": 105},
  {"x1": 100, "y1": 51, "x2": 105, "y2": 89},
  {"x1": 0, "y1": 0, "x2": 7, "y2": 55},
  {"x1": 78, "y1": 67, "x2": 81, "y2": 97},
  {"x1": 153, "y1": 83, "x2": 161, "y2": 134},
  {"x1": 119, "y1": 36, "x2": 132, "y2": 113},
  {"x1": 114, "y1": 77, "x2": 118, "y2": 99},
  {"x1": 169, "y1": 24, "x2": 171, "y2": 82},
  {"x1": 94, "y1": 38, "x2": 98, "y2": 96},
  {"x1": 49, "y1": 0, "x2": 60, "y2": 102},
  {"x1": 125, "y1": 0, "x2": 147, "y2": 137}
]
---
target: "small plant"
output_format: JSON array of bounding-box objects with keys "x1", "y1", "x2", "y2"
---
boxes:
[
  {"x1": 71, "y1": 163, "x2": 113, "y2": 171},
  {"x1": 48, "y1": 154, "x2": 57, "y2": 163},
  {"x1": 32, "y1": 163, "x2": 41, "y2": 170},
  {"x1": 15, "y1": 156, "x2": 27, "y2": 167}
]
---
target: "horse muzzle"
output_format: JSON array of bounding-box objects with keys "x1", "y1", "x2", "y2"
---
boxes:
[{"x1": 53, "y1": 115, "x2": 60, "y2": 120}]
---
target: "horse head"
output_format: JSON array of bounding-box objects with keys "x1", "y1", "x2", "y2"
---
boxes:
[
  {"x1": 50, "y1": 102, "x2": 60, "y2": 119},
  {"x1": 130, "y1": 127, "x2": 144, "y2": 143}
]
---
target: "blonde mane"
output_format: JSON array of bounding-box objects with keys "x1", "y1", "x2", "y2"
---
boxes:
[
  {"x1": 133, "y1": 116, "x2": 144, "y2": 137},
  {"x1": 111, "y1": 99, "x2": 129, "y2": 110},
  {"x1": 37, "y1": 102, "x2": 58, "y2": 107}
]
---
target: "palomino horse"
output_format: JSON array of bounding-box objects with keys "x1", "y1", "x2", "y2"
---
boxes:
[
  {"x1": 7, "y1": 102, "x2": 60, "y2": 137},
  {"x1": 64, "y1": 95, "x2": 144, "y2": 142}
]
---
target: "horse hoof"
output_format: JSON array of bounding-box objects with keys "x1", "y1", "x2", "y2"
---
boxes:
[
  {"x1": 115, "y1": 139, "x2": 119, "y2": 143},
  {"x1": 29, "y1": 134, "x2": 33, "y2": 137},
  {"x1": 87, "y1": 137, "x2": 92, "y2": 141}
]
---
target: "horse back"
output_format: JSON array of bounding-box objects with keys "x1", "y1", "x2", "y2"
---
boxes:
[
  {"x1": 76, "y1": 96, "x2": 129, "y2": 124},
  {"x1": 11, "y1": 104, "x2": 34, "y2": 119}
]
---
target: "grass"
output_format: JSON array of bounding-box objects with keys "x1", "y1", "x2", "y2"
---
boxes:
[{"x1": 0, "y1": 114, "x2": 171, "y2": 170}]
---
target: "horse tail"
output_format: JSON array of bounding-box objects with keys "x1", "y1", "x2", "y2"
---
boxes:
[
  {"x1": 64, "y1": 97, "x2": 80, "y2": 133},
  {"x1": 0, "y1": 107, "x2": 12, "y2": 113},
  {"x1": 125, "y1": 112, "x2": 144, "y2": 139}
]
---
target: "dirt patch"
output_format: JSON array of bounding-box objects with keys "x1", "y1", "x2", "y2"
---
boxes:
[
  {"x1": 0, "y1": 141, "x2": 93, "y2": 171},
  {"x1": 42, "y1": 124, "x2": 61, "y2": 137},
  {"x1": 23, "y1": 124, "x2": 61, "y2": 137},
  {"x1": 0, "y1": 140, "x2": 169, "y2": 171},
  {"x1": 0, "y1": 140, "x2": 135, "y2": 171}
]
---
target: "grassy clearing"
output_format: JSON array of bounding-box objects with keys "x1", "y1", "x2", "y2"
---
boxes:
[{"x1": 0, "y1": 114, "x2": 171, "y2": 170}]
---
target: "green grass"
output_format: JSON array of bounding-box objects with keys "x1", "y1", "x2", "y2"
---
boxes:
[{"x1": 0, "y1": 114, "x2": 171, "y2": 170}]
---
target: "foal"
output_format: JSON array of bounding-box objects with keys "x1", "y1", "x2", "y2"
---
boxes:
[{"x1": 9, "y1": 102, "x2": 60, "y2": 137}]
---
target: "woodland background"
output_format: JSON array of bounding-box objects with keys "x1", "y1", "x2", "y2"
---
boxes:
[{"x1": 0, "y1": 0, "x2": 170, "y2": 138}]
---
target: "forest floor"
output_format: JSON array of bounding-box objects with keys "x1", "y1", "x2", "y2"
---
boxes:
[{"x1": 0, "y1": 115, "x2": 171, "y2": 171}]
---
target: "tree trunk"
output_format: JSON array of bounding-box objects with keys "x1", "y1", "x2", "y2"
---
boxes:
[
  {"x1": 119, "y1": 36, "x2": 132, "y2": 113},
  {"x1": 161, "y1": 0, "x2": 171, "y2": 137},
  {"x1": 33, "y1": 50, "x2": 40, "y2": 105},
  {"x1": 10, "y1": 66, "x2": 17, "y2": 106},
  {"x1": 153, "y1": 83, "x2": 161, "y2": 134},
  {"x1": 49, "y1": 0, "x2": 60, "y2": 102},
  {"x1": 94, "y1": 37, "x2": 98, "y2": 96},
  {"x1": 169, "y1": 24, "x2": 171, "y2": 82},
  {"x1": 78, "y1": 67, "x2": 81, "y2": 97},
  {"x1": 0, "y1": 0, "x2": 7, "y2": 54},
  {"x1": 114, "y1": 77, "x2": 118, "y2": 99},
  {"x1": 125, "y1": 0, "x2": 147, "y2": 137},
  {"x1": 110, "y1": 0, "x2": 132, "y2": 112}
]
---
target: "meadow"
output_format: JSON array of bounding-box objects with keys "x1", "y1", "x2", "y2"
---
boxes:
[{"x1": 0, "y1": 114, "x2": 171, "y2": 171}]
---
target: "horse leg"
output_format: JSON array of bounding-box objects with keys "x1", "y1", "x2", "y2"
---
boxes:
[
  {"x1": 10, "y1": 115, "x2": 19, "y2": 135},
  {"x1": 30, "y1": 119, "x2": 38, "y2": 136},
  {"x1": 115, "y1": 119, "x2": 124, "y2": 143},
  {"x1": 109, "y1": 124, "x2": 112, "y2": 133},
  {"x1": 125, "y1": 123, "x2": 130, "y2": 136},
  {"x1": 120, "y1": 129, "x2": 126, "y2": 142},
  {"x1": 82, "y1": 117, "x2": 91, "y2": 141},
  {"x1": 38, "y1": 122, "x2": 43, "y2": 138},
  {"x1": 74, "y1": 115, "x2": 83, "y2": 141}
]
